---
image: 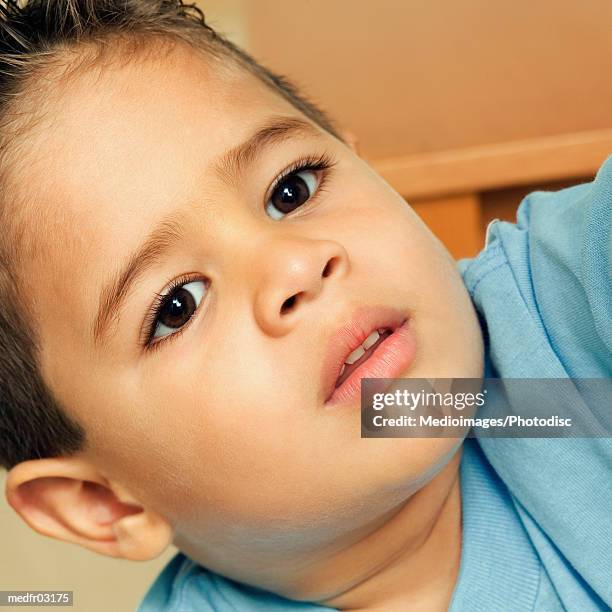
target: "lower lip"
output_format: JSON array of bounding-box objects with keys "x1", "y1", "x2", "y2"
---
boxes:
[{"x1": 324, "y1": 318, "x2": 417, "y2": 408}]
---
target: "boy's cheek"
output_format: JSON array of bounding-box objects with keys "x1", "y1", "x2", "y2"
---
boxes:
[{"x1": 146, "y1": 437, "x2": 464, "y2": 554}]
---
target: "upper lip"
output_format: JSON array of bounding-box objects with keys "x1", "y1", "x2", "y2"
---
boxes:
[{"x1": 320, "y1": 304, "x2": 408, "y2": 403}]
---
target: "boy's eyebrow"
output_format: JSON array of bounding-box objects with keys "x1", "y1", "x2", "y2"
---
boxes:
[{"x1": 92, "y1": 115, "x2": 321, "y2": 347}]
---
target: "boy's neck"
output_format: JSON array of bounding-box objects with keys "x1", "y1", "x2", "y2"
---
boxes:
[
  {"x1": 318, "y1": 448, "x2": 463, "y2": 611},
  {"x1": 175, "y1": 445, "x2": 463, "y2": 611}
]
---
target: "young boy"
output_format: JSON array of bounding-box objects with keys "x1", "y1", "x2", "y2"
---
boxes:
[{"x1": 0, "y1": 1, "x2": 609, "y2": 611}]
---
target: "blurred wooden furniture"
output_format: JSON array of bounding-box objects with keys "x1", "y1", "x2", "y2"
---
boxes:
[{"x1": 371, "y1": 129, "x2": 612, "y2": 258}]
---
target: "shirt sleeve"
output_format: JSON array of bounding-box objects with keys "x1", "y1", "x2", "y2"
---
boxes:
[{"x1": 525, "y1": 154, "x2": 612, "y2": 376}]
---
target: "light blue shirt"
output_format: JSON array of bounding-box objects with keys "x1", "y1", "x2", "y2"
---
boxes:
[{"x1": 137, "y1": 156, "x2": 612, "y2": 611}]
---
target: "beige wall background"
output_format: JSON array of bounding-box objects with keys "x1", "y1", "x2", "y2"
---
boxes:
[{"x1": 2, "y1": 1, "x2": 611, "y2": 610}]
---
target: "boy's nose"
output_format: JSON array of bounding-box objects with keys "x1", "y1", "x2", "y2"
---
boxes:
[{"x1": 252, "y1": 235, "x2": 349, "y2": 336}]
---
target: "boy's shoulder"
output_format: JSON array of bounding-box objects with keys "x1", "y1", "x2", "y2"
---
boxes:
[
  {"x1": 457, "y1": 154, "x2": 612, "y2": 610},
  {"x1": 459, "y1": 153, "x2": 612, "y2": 378}
]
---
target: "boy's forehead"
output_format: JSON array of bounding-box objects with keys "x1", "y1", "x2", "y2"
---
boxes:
[
  {"x1": 49, "y1": 46, "x2": 288, "y2": 186},
  {"x1": 28, "y1": 46, "x2": 296, "y2": 261}
]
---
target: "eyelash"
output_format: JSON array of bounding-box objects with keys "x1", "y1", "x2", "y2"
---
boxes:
[
  {"x1": 140, "y1": 151, "x2": 338, "y2": 353},
  {"x1": 266, "y1": 151, "x2": 337, "y2": 211}
]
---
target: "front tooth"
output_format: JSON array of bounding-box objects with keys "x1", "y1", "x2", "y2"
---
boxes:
[
  {"x1": 339, "y1": 363, "x2": 346, "y2": 376},
  {"x1": 362, "y1": 330, "x2": 380, "y2": 350},
  {"x1": 345, "y1": 345, "x2": 365, "y2": 365}
]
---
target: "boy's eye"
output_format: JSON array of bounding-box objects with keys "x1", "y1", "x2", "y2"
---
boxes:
[
  {"x1": 265, "y1": 169, "x2": 320, "y2": 220},
  {"x1": 149, "y1": 280, "x2": 206, "y2": 344}
]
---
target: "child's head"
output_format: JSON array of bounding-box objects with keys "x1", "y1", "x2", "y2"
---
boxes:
[{"x1": 1, "y1": 0, "x2": 483, "y2": 601}]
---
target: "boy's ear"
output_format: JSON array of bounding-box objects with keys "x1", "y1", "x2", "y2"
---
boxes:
[
  {"x1": 4, "y1": 456, "x2": 173, "y2": 561},
  {"x1": 340, "y1": 129, "x2": 360, "y2": 155}
]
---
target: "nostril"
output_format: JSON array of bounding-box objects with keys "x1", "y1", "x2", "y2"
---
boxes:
[
  {"x1": 281, "y1": 294, "x2": 298, "y2": 314},
  {"x1": 279, "y1": 256, "x2": 340, "y2": 316},
  {"x1": 322, "y1": 256, "x2": 338, "y2": 278}
]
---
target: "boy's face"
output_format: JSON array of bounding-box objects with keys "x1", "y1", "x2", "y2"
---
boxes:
[{"x1": 19, "y1": 45, "x2": 482, "y2": 582}]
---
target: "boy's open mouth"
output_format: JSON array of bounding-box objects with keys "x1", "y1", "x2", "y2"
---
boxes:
[
  {"x1": 321, "y1": 305, "x2": 416, "y2": 406},
  {"x1": 334, "y1": 328, "x2": 394, "y2": 388}
]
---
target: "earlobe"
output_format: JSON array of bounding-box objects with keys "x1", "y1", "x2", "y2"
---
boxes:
[
  {"x1": 5, "y1": 456, "x2": 173, "y2": 561},
  {"x1": 110, "y1": 505, "x2": 174, "y2": 561}
]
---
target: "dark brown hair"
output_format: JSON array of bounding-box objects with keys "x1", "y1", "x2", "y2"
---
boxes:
[{"x1": 0, "y1": 0, "x2": 345, "y2": 470}]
